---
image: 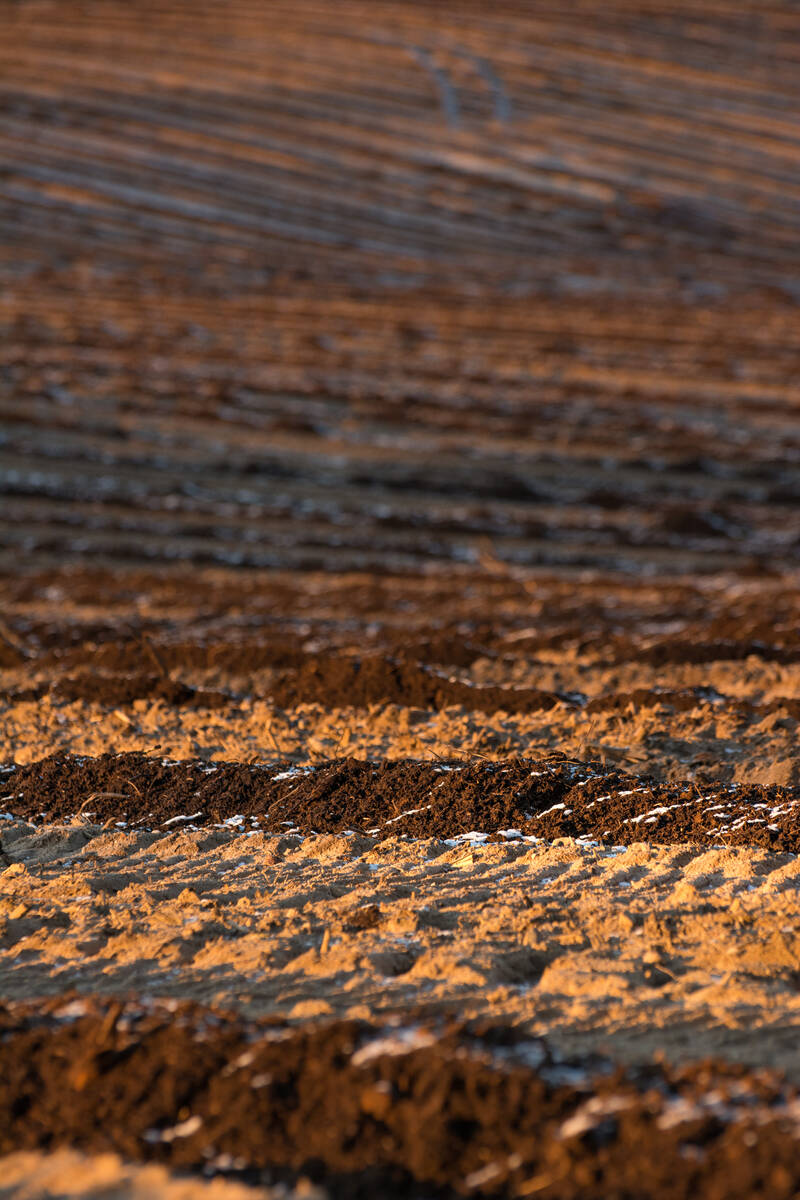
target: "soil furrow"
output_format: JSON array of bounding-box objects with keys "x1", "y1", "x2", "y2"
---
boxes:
[
  {"x1": 3, "y1": 752, "x2": 800, "y2": 851},
  {"x1": 2, "y1": 1, "x2": 799, "y2": 1189}
]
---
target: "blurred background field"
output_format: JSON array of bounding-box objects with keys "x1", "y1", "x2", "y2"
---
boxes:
[{"x1": 2, "y1": 0, "x2": 799, "y2": 577}]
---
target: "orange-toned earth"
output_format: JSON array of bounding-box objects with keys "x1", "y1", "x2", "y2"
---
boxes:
[{"x1": 2, "y1": 1, "x2": 800, "y2": 1196}]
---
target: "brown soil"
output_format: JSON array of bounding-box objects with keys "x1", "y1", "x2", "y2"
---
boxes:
[
  {"x1": 267, "y1": 655, "x2": 565, "y2": 714},
  {"x1": 51, "y1": 675, "x2": 232, "y2": 709},
  {"x1": 3, "y1": 751, "x2": 800, "y2": 852},
  {"x1": 2, "y1": 0, "x2": 800, "y2": 1191},
  {"x1": 44, "y1": 640, "x2": 312, "y2": 677},
  {"x1": 4, "y1": 996, "x2": 800, "y2": 1200},
  {"x1": 0, "y1": 676, "x2": 233, "y2": 710},
  {"x1": 6, "y1": 577, "x2": 800, "y2": 679},
  {"x1": 41, "y1": 653, "x2": 564, "y2": 715}
]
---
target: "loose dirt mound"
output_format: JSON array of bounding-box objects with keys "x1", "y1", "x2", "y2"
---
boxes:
[
  {"x1": 4, "y1": 752, "x2": 800, "y2": 850},
  {"x1": 19, "y1": 645, "x2": 566, "y2": 713},
  {"x1": 0, "y1": 676, "x2": 233, "y2": 709},
  {"x1": 2, "y1": 997, "x2": 800, "y2": 1200},
  {"x1": 51, "y1": 674, "x2": 232, "y2": 709},
  {"x1": 268, "y1": 655, "x2": 564, "y2": 714}
]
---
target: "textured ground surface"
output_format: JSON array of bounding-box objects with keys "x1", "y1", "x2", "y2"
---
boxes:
[
  {"x1": 0, "y1": 1152, "x2": 313, "y2": 1200},
  {"x1": 4, "y1": 819, "x2": 800, "y2": 1079},
  {"x1": 2, "y1": 2, "x2": 800, "y2": 579},
  {"x1": 2, "y1": 0, "x2": 800, "y2": 1196}
]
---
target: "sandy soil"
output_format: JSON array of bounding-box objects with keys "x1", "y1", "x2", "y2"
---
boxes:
[
  {"x1": 3, "y1": 819, "x2": 800, "y2": 1078},
  {"x1": 2, "y1": 692, "x2": 799, "y2": 787},
  {"x1": 0, "y1": 1151, "x2": 322, "y2": 1200}
]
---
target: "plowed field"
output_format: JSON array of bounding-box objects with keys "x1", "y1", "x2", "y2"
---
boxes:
[{"x1": 1, "y1": 2, "x2": 800, "y2": 1196}]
